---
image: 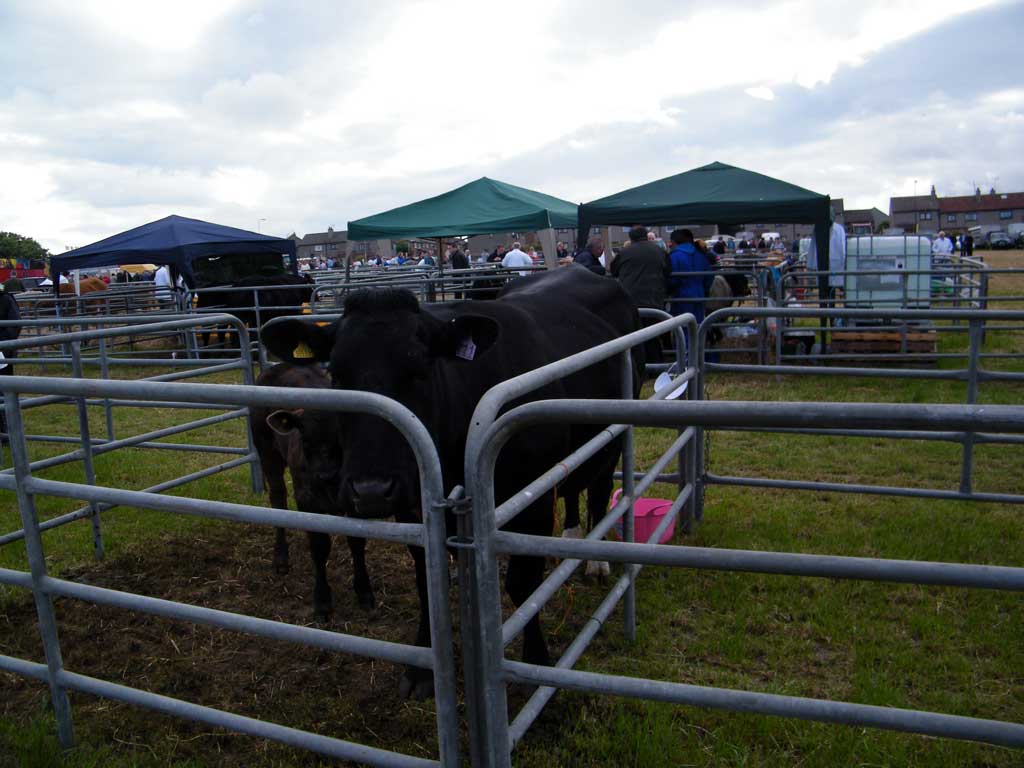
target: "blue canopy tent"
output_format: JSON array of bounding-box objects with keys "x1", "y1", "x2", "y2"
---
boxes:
[{"x1": 50, "y1": 215, "x2": 297, "y2": 288}]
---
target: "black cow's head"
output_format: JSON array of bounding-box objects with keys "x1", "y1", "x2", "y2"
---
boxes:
[
  {"x1": 263, "y1": 289, "x2": 499, "y2": 520},
  {"x1": 265, "y1": 404, "x2": 344, "y2": 517}
]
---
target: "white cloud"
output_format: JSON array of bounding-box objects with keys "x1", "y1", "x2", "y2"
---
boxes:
[
  {"x1": 0, "y1": 0, "x2": 1018, "y2": 251},
  {"x1": 75, "y1": 0, "x2": 244, "y2": 51},
  {"x1": 745, "y1": 87, "x2": 776, "y2": 102}
]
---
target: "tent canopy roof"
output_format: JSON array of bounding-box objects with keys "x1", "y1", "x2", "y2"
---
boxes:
[
  {"x1": 347, "y1": 177, "x2": 578, "y2": 241},
  {"x1": 50, "y1": 215, "x2": 296, "y2": 278},
  {"x1": 578, "y1": 161, "x2": 832, "y2": 232}
]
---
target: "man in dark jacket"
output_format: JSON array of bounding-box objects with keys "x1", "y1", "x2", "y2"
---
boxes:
[
  {"x1": 0, "y1": 288, "x2": 21, "y2": 370},
  {"x1": 450, "y1": 247, "x2": 470, "y2": 299},
  {"x1": 573, "y1": 236, "x2": 606, "y2": 275},
  {"x1": 0, "y1": 287, "x2": 21, "y2": 443},
  {"x1": 610, "y1": 226, "x2": 670, "y2": 310}
]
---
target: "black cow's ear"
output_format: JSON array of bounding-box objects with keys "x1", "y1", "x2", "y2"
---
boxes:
[
  {"x1": 262, "y1": 319, "x2": 336, "y2": 365},
  {"x1": 432, "y1": 314, "x2": 500, "y2": 361},
  {"x1": 266, "y1": 409, "x2": 303, "y2": 436}
]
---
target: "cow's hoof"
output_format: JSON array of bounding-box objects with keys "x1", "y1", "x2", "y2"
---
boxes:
[
  {"x1": 312, "y1": 602, "x2": 333, "y2": 623},
  {"x1": 399, "y1": 668, "x2": 435, "y2": 701},
  {"x1": 356, "y1": 590, "x2": 376, "y2": 610},
  {"x1": 562, "y1": 526, "x2": 583, "y2": 539}
]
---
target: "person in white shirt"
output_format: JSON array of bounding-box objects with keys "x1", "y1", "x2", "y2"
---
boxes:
[
  {"x1": 154, "y1": 264, "x2": 184, "y2": 303},
  {"x1": 501, "y1": 241, "x2": 534, "y2": 276},
  {"x1": 931, "y1": 230, "x2": 954, "y2": 269}
]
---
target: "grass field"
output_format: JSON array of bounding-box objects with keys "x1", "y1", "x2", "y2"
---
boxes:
[{"x1": 2, "y1": 252, "x2": 1023, "y2": 767}]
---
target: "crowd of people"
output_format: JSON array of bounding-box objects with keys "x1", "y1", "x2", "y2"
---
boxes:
[{"x1": 571, "y1": 226, "x2": 719, "y2": 323}]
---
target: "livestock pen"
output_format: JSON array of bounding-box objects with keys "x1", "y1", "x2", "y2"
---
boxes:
[{"x1": 2, "y1": 263, "x2": 1024, "y2": 766}]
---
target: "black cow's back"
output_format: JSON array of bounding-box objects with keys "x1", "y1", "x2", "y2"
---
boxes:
[{"x1": 424, "y1": 266, "x2": 640, "y2": 528}]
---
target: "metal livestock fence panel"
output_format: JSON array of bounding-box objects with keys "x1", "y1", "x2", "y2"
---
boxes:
[
  {"x1": 693, "y1": 307, "x2": 1024, "y2": 522},
  {"x1": 0, "y1": 375, "x2": 460, "y2": 767},
  {"x1": 458, "y1": 311, "x2": 1024, "y2": 766},
  {"x1": 0, "y1": 315, "x2": 263, "y2": 534}
]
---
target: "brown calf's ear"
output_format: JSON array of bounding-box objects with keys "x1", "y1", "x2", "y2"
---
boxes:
[{"x1": 266, "y1": 409, "x2": 304, "y2": 436}]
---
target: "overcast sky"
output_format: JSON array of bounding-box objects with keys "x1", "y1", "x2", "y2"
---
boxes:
[{"x1": 2, "y1": 0, "x2": 1022, "y2": 252}]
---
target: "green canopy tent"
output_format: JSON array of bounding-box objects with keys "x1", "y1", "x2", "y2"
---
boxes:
[
  {"x1": 347, "y1": 176, "x2": 579, "y2": 271},
  {"x1": 577, "y1": 161, "x2": 834, "y2": 272}
]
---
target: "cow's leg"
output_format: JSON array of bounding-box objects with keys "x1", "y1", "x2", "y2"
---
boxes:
[
  {"x1": 506, "y1": 552, "x2": 551, "y2": 666},
  {"x1": 399, "y1": 544, "x2": 435, "y2": 701},
  {"x1": 586, "y1": 471, "x2": 614, "y2": 578},
  {"x1": 307, "y1": 531, "x2": 334, "y2": 621},
  {"x1": 346, "y1": 536, "x2": 375, "y2": 609},
  {"x1": 562, "y1": 491, "x2": 582, "y2": 536},
  {"x1": 263, "y1": 465, "x2": 290, "y2": 574}
]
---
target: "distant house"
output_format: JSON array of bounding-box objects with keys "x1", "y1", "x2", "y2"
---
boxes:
[
  {"x1": 938, "y1": 191, "x2": 1024, "y2": 232},
  {"x1": 889, "y1": 193, "x2": 940, "y2": 233},
  {"x1": 889, "y1": 189, "x2": 1024, "y2": 234},
  {"x1": 843, "y1": 207, "x2": 889, "y2": 235},
  {"x1": 742, "y1": 198, "x2": 847, "y2": 241},
  {"x1": 292, "y1": 228, "x2": 436, "y2": 263},
  {"x1": 293, "y1": 227, "x2": 350, "y2": 262}
]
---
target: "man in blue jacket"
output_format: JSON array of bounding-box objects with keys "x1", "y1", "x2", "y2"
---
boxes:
[{"x1": 667, "y1": 228, "x2": 712, "y2": 322}]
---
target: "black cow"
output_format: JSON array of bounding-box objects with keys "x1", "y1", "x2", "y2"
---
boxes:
[
  {"x1": 705, "y1": 271, "x2": 753, "y2": 346},
  {"x1": 197, "y1": 274, "x2": 315, "y2": 349},
  {"x1": 263, "y1": 265, "x2": 642, "y2": 700},
  {"x1": 249, "y1": 363, "x2": 374, "y2": 619}
]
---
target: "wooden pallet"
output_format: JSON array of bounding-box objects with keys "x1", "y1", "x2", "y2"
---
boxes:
[{"x1": 829, "y1": 328, "x2": 938, "y2": 360}]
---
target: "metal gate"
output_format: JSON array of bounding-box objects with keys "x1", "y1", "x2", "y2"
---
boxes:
[
  {"x1": 459, "y1": 312, "x2": 1024, "y2": 767},
  {"x1": 0, "y1": 373, "x2": 460, "y2": 767}
]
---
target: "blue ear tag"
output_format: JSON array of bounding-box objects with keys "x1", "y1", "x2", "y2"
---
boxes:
[{"x1": 455, "y1": 336, "x2": 476, "y2": 361}]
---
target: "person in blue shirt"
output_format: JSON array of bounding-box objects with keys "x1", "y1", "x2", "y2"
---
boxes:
[
  {"x1": 668, "y1": 229, "x2": 714, "y2": 366},
  {"x1": 667, "y1": 228, "x2": 712, "y2": 323}
]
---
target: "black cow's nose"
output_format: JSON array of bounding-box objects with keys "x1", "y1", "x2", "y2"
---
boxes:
[{"x1": 351, "y1": 477, "x2": 396, "y2": 501}]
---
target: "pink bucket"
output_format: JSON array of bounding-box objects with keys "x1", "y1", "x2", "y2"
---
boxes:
[{"x1": 610, "y1": 489, "x2": 675, "y2": 545}]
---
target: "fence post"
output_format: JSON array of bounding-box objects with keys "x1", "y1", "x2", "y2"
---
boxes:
[
  {"x1": 237, "y1": 325, "x2": 264, "y2": 496},
  {"x1": 455, "y1": 491, "x2": 488, "y2": 768},
  {"x1": 98, "y1": 338, "x2": 115, "y2": 441},
  {"x1": 959, "y1": 319, "x2": 982, "y2": 495},
  {"x1": 693, "y1": 321, "x2": 706, "y2": 524},
  {"x1": 466, "y1": 462, "x2": 513, "y2": 768},
  {"x1": 71, "y1": 342, "x2": 104, "y2": 560},
  {"x1": 3, "y1": 389, "x2": 76, "y2": 748},
  {"x1": 252, "y1": 287, "x2": 261, "y2": 363},
  {"x1": 620, "y1": 350, "x2": 637, "y2": 642},
  {"x1": 423, "y1": 494, "x2": 460, "y2": 768}
]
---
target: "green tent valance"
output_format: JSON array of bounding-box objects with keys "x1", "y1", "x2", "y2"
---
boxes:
[
  {"x1": 347, "y1": 177, "x2": 578, "y2": 241},
  {"x1": 577, "y1": 161, "x2": 833, "y2": 269}
]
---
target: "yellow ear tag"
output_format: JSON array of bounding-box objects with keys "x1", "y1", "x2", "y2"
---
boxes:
[{"x1": 293, "y1": 341, "x2": 315, "y2": 359}]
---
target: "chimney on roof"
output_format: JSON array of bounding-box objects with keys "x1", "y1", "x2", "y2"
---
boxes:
[
  {"x1": 328, "y1": 226, "x2": 334, "y2": 233},
  {"x1": 930, "y1": 184, "x2": 936, "y2": 197}
]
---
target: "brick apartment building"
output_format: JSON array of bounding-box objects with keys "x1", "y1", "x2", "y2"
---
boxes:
[{"x1": 889, "y1": 189, "x2": 1024, "y2": 235}]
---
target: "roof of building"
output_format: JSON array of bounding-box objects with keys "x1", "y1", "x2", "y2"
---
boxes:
[
  {"x1": 844, "y1": 207, "x2": 888, "y2": 222},
  {"x1": 296, "y1": 229, "x2": 349, "y2": 246},
  {"x1": 890, "y1": 195, "x2": 940, "y2": 213},
  {"x1": 939, "y1": 192, "x2": 1024, "y2": 213}
]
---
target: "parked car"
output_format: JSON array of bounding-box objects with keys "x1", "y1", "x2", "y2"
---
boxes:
[{"x1": 987, "y1": 231, "x2": 1013, "y2": 249}]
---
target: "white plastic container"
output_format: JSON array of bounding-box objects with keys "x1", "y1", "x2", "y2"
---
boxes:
[{"x1": 844, "y1": 235, "x2": 932, "y2": 308}]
